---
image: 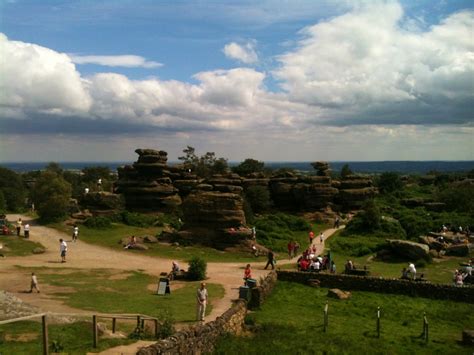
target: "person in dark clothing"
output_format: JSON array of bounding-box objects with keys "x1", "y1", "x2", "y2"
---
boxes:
[{"x1": 264, "y1": 249, "x2": 275, "y2": 270}]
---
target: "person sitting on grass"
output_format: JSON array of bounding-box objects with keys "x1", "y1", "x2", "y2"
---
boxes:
[
  {"x1": 124, "y1": 235, "x2": 137, "y2": 249},
  {"x1": 408, "y1": 263, "x2": 417, "y2": 280},
  {"x1": 345, "y1": 260, "x2": 354, "y2": 273}
]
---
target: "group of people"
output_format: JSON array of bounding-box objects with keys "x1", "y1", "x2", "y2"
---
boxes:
[
  {"x1": 7, "y1": 218, "x2": 31, "y2": 238},
  {"x1": 286, "y1": 240, "x2": 300, "y2": 258},
  {"x1": 297, "y1": 252, "x2": 336, "y2": 273}
]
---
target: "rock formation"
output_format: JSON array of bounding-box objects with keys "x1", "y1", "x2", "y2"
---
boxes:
[
  {"x1": 115, "y1": 149, "x2": 182, "y2": 210},
  {"x1": 337, "y1": 174, "x2": 378, "y2": 208}
]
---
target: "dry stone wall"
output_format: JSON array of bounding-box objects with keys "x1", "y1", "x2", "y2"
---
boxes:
[
  {"x1": 137, "y1": 300, "x2": 247, "y2": 355},
  {"x1": 277, "y1": 271, "x2": 474, "y2": 303}
]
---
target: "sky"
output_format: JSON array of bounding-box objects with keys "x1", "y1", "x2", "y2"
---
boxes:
[{"x1": 0, "y1": 0, "x2": 473, "y2": 162}]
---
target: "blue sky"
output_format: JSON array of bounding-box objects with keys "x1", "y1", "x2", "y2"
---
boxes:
[{"x1": 0, "y1": 0, "x2": 473, "y2": 162}]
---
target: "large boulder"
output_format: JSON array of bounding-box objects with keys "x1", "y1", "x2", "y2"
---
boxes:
[
  {"x1": 386, "y1": 239, "x2": 430, "y2": 260},
  {"x1": 327, "y1": 288, "x2": 351, "y2": 300},
  {"x1": 445, "y1": 244, "x2": 471, "y2": 257}
]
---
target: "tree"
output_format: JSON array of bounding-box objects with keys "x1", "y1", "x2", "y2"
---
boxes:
[
  {"x1": 45, "y1": 162, "x2": 64, "y2": 175},
  {"x1": 81, "y1": 166, "x2": 111, "y2": 183},
  {"x1": 0, "y1": 167, "x2": 26, "y2": 212},
  {"x1": 178, "y1": 146, "x2": 228, "y2": 177},
  {"x1": 340, "y1": 164, "x2": 353, "y2": 178},
  {"x1": 232, "y1": 158, "x2": 265, "y2": 176},
  {"x1": 377, "y1": 172, "x2": 403, "y2": 194},
  {"x1": 32, "y1": 171, "x2": 72, "y2": 222},
  {"x1": 361, "y1": 200, "x2": 381, "y2": 230}
]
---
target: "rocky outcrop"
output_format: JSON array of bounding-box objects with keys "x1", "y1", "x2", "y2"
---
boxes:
[
  {"x1": 269, "y1": 163, "x2": 339, "y2": 210},
  {"x1": 337, "y1": 175, "x2": 378, "y2": 208},
  {"x1": 115, "y1": 149, "x2": 182, "y2": 210},
  {"x1": 445, "y1": 244, "x2": 471, "y2": 257},
  {"x1": 81, "y1": 192, "x2": 124, "y2": 211},
  {"x1": 386, "y1": 239, "x2": 430, "y2": 260}
]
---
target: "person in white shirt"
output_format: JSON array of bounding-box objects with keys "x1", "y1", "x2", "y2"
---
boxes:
[
  {"x1": 196, "y1": 282, "x2": 208, "y2": 322},
  {"x1": 24, "y1": 223, "x2": 30, "y2": 239},
  {"x1": 408, "y1": 263, "x2": 416, "y2": 280},
  {"x1": 72, "y1": 224, "x2": 79, "y2": 242},
  {"x1": 30, "y1": 272, "x2": 40, "y2": 293},
  {"x1": 59, "y1": 238, "x2": 68, "y2": 263}
]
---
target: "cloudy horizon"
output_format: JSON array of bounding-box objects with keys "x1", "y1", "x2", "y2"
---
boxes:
[{"x1": 0, "y1": 0, "x2": 472, "y2": 162}]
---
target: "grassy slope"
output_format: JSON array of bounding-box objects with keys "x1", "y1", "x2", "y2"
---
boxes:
[{"x1": 214, "y1": 281, "x2": 474, "y2": 354}]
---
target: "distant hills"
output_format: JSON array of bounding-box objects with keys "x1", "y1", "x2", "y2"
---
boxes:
[{"x1": 2, "y1": 161, "x2": 473, "y2": 174}]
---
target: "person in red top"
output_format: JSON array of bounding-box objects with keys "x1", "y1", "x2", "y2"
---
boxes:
[
  {"x1": 308, "y1": 231, "x2": 315, "y2": 245},
  {"x1": 287, "y1": 241, "x2": 294, "y2": 259},
  {"x1": 299, "y1": 258, "x2": 310, "y2": 271},
  {"x1": 244, "y1": 264, "x2": 252, "y2": 281}
]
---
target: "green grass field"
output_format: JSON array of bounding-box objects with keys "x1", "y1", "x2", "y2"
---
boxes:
[
  {"x1": 25, "y1": 267, "x2": 224, "y2": 322},
  {"x1": 0, "y1": 320, "x2": 136, "y2": 354},
  {"x1": 0, "y1": 235, "x2": 43, "y2": 257},
  {"x1": 214, "y1": 281, "x2": 474, "y2": 354}
]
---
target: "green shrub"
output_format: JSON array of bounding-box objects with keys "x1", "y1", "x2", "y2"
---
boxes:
[
  {"x1": 157, "y1": 310, "x2": 175, "y2": 339},
  {"x1": 121, "y1": 211, "x2": 157, "y2": 227},
  {"x1": 253, "y1": 213, "x2": 313, "y2": 252},
  {"x1": 187, "y1": 257, "x2": 207, "y2": 281},
  {"x1": 84, "y1": 216, "x2": 112, "y2": 229}
]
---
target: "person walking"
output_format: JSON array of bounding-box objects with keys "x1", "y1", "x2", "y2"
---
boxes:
[
  {"x1": 319, "y1": 232, "x2": 324, "y2": 244},
  {"x1": 24, "y1": 223, "x2": 30, "y2": 239},
  {"x1": 196, "y1": 282, "x2": 208, "y2": 322},
  {"x1": 308, "y1": 231, "x2": 315, "y2": 245},
  {"x1": 29, "y1": 272, "x2": 40, "y2": 293},
  {"x1": 264, "y1": 249, "x2": 275, "y2": 270},
  {"x1": 72, "y1": 224, "x2": 79, "y2": 242},
  {"x1": 16, "y1": 218, "x2": 22, "y2": 236},
  {"x1": 59, "y1": 239, "x2": 68, "y2": 263}
]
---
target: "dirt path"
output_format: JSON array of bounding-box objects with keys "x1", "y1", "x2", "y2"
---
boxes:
[{"x1": 1, "y1": 214, "x2": 341, "y2": 354}]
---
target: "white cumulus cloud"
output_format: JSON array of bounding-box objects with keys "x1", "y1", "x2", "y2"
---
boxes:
[
  {"x1": 274, "y1": 3, "x2": 474, "y2": 125},
  {"x1": 0, "y1": 33, "x2": 91, "y2": 117},
  {"x1": 223, "y1": 41, "x2": 258, "y2": 64},
  {"x1": 70, "y1": 54, "x2": 162, "y2": 68}
]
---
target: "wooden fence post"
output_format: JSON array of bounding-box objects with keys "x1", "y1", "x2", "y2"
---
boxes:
[
  {"x1": 323, "y1": 301, "x2": 329, "y2": 333},
  {"x1": 92, "y1": 315, "x2": 98, "y2": 348},
  {"x1": 423, "y1": 313, "x2": 429, "y2": 342},
  {"x1": 376, "y1": 307, "x2": 381, "y2": 338},
  {"x1": 42, "y1": 314, "x2": 49, "y2": 355},
  {"x1": 154, "y1": 319, "x2": 159, "y2": 339},
  {"x1": 112, "y1": 317, "x2": 116, "y2": 334}
]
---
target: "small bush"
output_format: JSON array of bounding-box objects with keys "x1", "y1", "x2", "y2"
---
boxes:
[
  {"x1": 187, "y1": 257, "x2": 207, "y2": 281},
  {"x1": 84, "y1": 216, "x2": 112, "y2": 229},
  {"x1": 121, "y1": 211, "x2": 157, "y2": 227},
  {"x1": 157, "y1": 310, "x2": 176, "y2": 339}
]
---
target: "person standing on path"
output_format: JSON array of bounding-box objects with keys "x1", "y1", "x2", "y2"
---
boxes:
[
  {"x1": 319, "y1": 232, "x2": 324, "y2": 244},
  {"x1": 196, "y1": 282, "x2": 208, "y2": 322},
  {"x1": 29, "y1": 272, "x2": 40, "y2": 293},
  {"x1": 24, "y1": 223, "x2": 30, "y2": 239},
  {"x1": 264, "y1": 249, "x2": 275, "y2": 270},
  {"x1": 308, "y1": 231, "x2": 315, "y2": 245},
  {"x1": 59, "y1": 238, "x2": 68, "y2": 263},
  {"x1": 72, "y1": 224, "x2": 79, "y2": 242},
  {"x1": 16, "y1": 218, "x2": 22, "y2": 236}
]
